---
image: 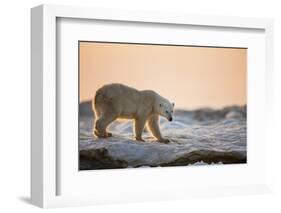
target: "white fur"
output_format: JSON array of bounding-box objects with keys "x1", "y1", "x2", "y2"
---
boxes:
[{"x1": 93, "y1": 83, "x2": 174, "y2": 142}]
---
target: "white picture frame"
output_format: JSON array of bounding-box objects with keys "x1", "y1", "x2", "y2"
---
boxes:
[{"x1": 31, "y1": 4, "x2": 274, "y2": 208}]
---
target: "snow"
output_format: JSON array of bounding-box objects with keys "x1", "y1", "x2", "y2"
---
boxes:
[{"x1": 79, "y1": 102, "x2": 246, "y2": 170}]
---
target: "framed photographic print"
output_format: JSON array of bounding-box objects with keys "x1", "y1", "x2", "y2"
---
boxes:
[
  {"x1": 78, "y1": 41, "x2": 247, "y2": 170},
  {"x1": 31, "y1": 4, "x2": 274, "y2": 208}
]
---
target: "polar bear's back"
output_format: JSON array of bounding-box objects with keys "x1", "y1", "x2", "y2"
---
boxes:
[
  {"x1": 94, "y1": 83, "x2": 143, "y2": 117},
  {"x1": 95, "y1": 83, "x2": 140, "y2": 102}
]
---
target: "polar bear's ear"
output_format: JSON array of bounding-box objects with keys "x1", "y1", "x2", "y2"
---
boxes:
[{"x1": 172, "y1": 102, "x2": 175, "y2": 107}]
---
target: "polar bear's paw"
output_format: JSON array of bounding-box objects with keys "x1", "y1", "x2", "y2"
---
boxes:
[
  {"x1": 94, "y1": 130, "x2": 113, "y2": 138},
  {"x1": 135, "y1": 137, "x2": 145, "y2": 142},
  {"x1": 159, "y1": 138, "x2": 170, "y2": 143}
]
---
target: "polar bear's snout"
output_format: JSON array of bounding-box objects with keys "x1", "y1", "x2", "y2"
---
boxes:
[{"x1": 169, "y1": 117, "x2": 173, "y2": 122}]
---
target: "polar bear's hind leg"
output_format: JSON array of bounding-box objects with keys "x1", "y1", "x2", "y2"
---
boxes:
[{"x1": 94, "y1": 113, "x2": 116, "y2": 138}]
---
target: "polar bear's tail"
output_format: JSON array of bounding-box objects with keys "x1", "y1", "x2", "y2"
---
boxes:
[
  {"x1": 94, "y1": 89, "x2": 101, "y2": 106},
  {"x1": 93, "y1": 89, "x2": 103, "y2": 118}
]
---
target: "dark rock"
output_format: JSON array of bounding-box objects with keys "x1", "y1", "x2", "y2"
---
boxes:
[{"x1": 80, "y1": 148, "x2": 128, "y2": 170}]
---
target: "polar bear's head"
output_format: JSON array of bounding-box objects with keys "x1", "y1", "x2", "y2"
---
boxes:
[{"x1": 158, "y1": 101, "x2": 175, "y2": 122}]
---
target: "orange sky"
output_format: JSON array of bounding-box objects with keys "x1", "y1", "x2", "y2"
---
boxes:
[{"x1": 79, "y1": 42, "x2": 246, "y2": 109}]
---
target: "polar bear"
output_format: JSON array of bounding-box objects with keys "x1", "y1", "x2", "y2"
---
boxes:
[{"x1": 93, "y1": 83, "x2": 174, "y2": 143}]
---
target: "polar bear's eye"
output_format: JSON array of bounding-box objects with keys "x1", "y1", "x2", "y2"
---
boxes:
[{"x1": 165, "y1": 110, "x2": 169, "y2": 114}]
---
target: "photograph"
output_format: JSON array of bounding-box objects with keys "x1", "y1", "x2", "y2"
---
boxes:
[{"x1": 78, "y1": 41, "x2": 247, "y2": 170}]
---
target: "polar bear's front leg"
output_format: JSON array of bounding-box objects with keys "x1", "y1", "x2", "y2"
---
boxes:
[
  {"x1": 134, "y1": 117, "x2": 146, "y2": 141},
  {"x1": 147, "y1": 115, "x2": 170, "y2": 143}
]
